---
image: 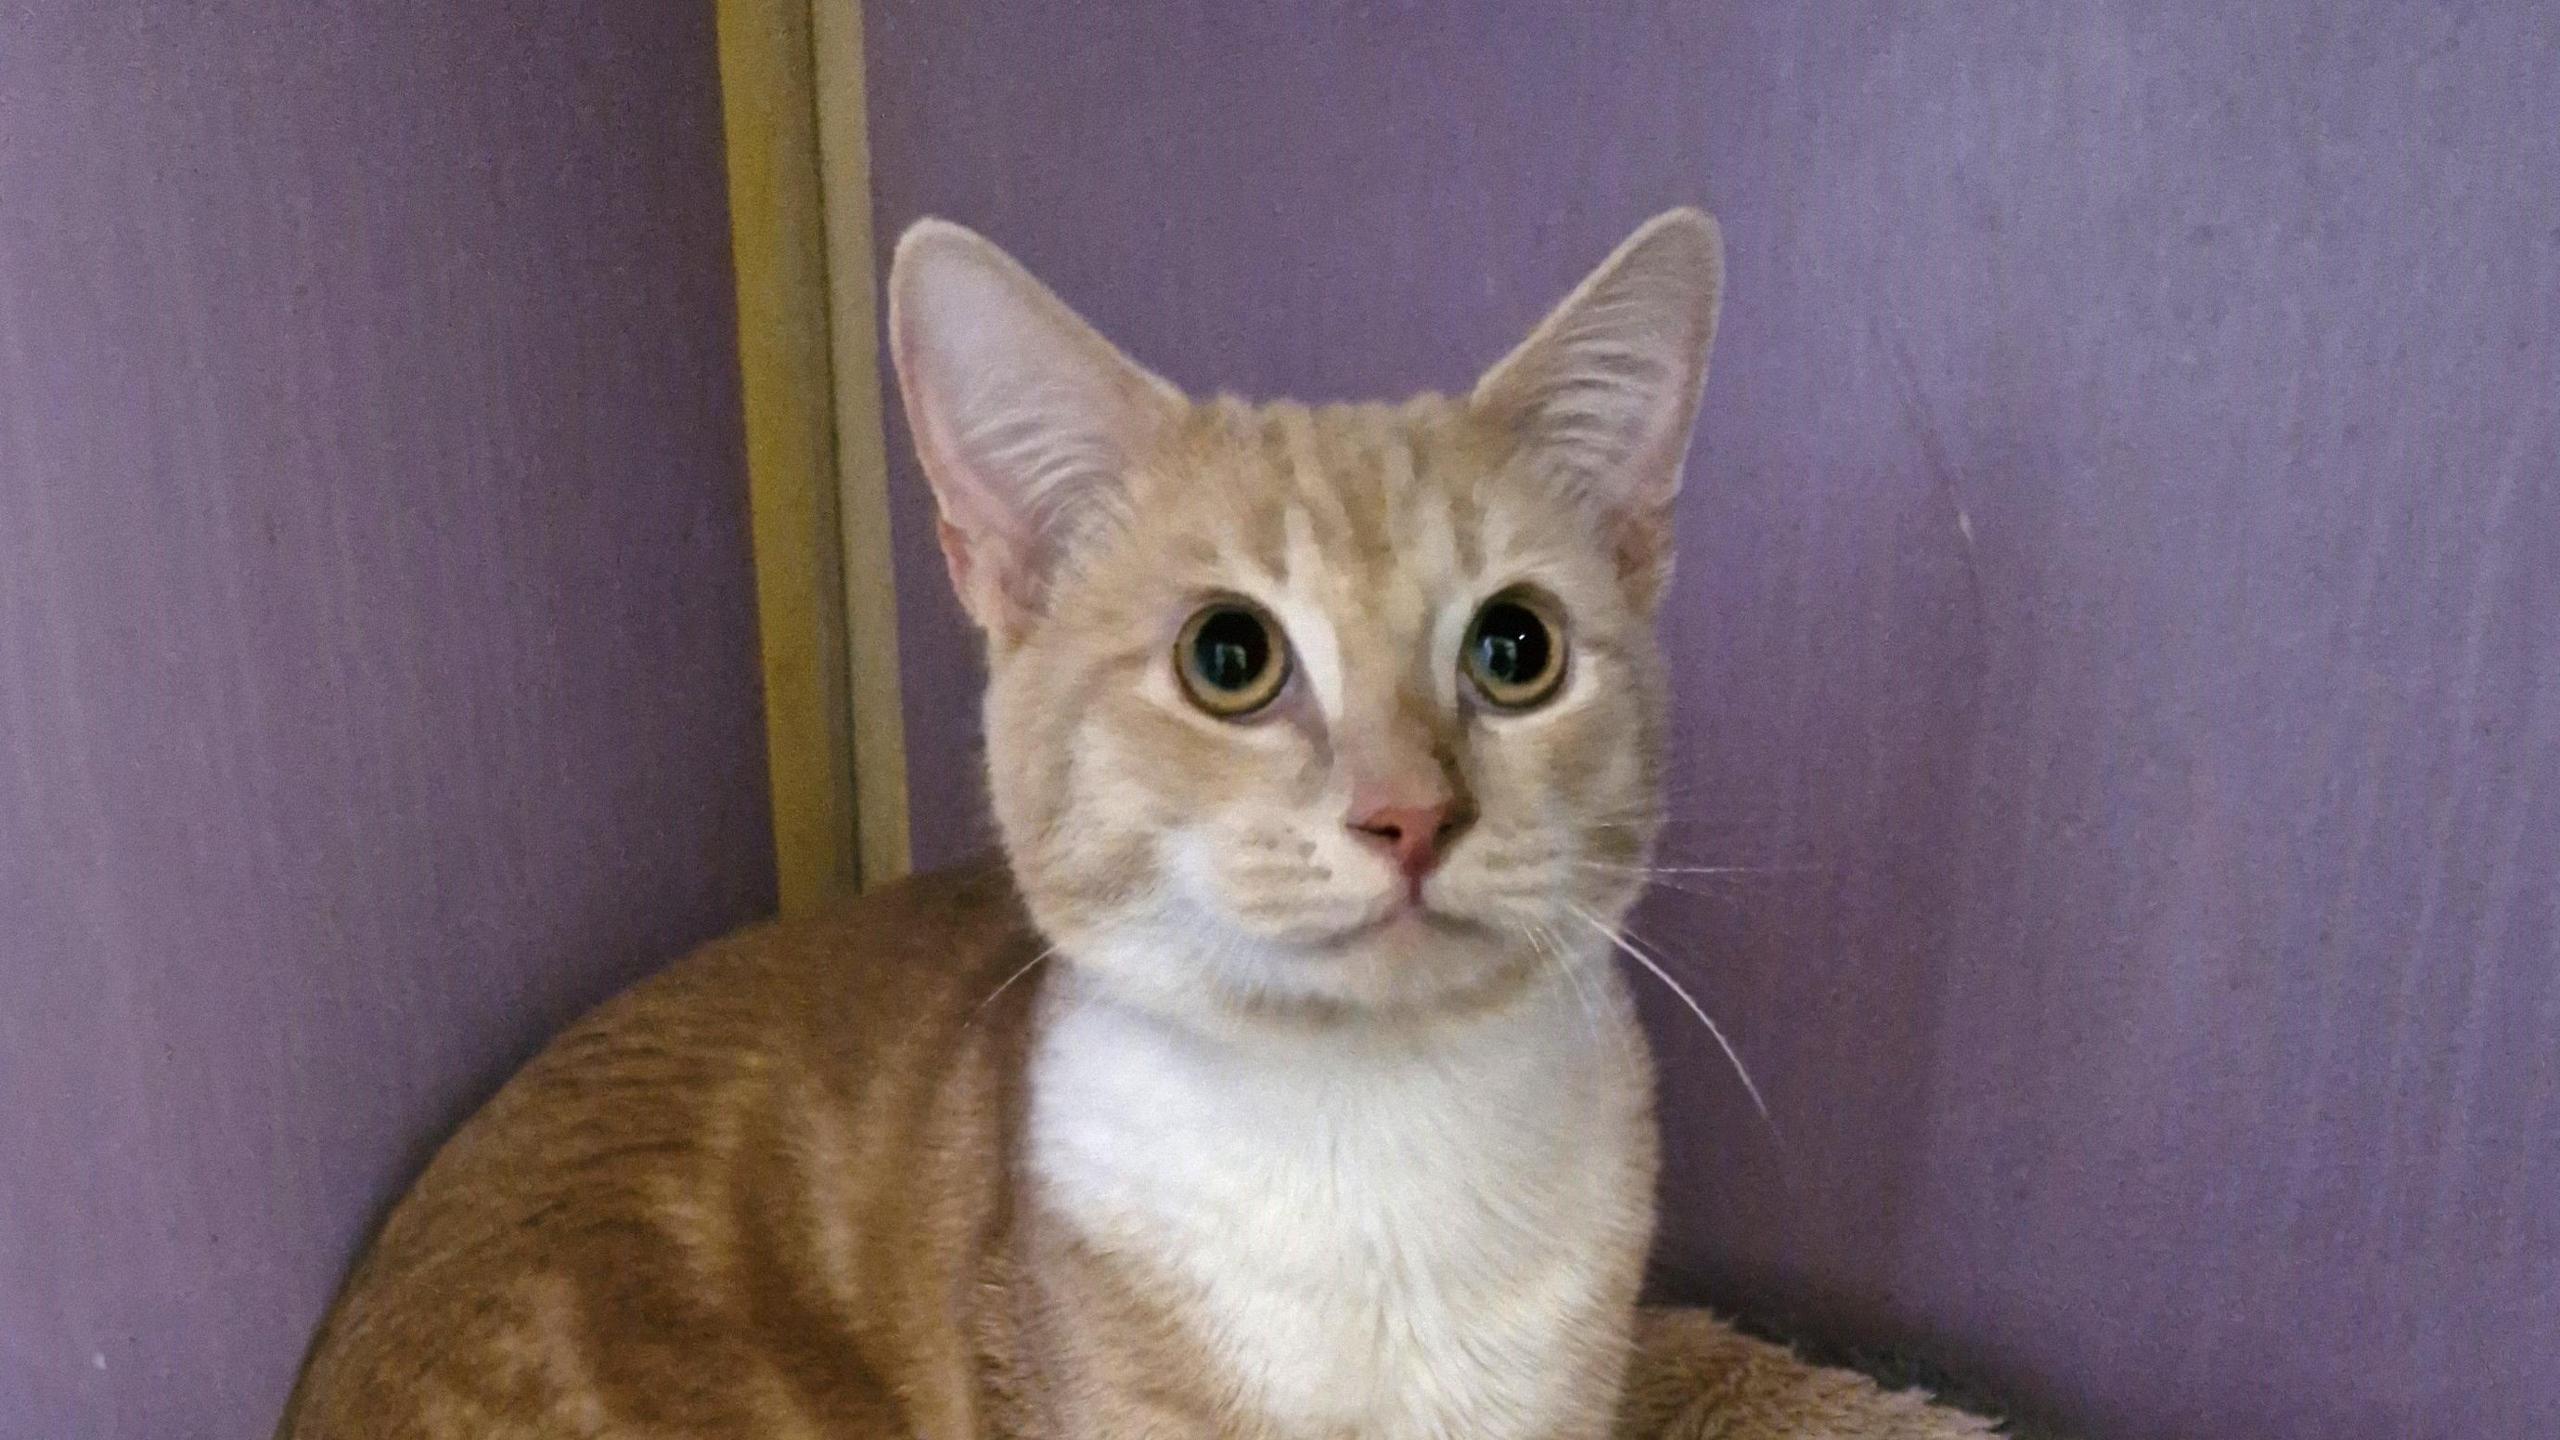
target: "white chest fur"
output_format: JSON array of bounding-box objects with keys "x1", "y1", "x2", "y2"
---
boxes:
[{"x1": 1026, "y1": 969, "x2": 1655, "y2": 1440}]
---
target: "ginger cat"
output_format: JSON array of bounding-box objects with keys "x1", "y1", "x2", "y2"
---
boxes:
[{"x1": 279, "y1": 212, "x2": 1996, "y2": 1440}]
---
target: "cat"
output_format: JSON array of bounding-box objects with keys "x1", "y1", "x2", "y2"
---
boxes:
[{"x1": 277, "y1": 211, "x2": 1997, "y2": 1440}]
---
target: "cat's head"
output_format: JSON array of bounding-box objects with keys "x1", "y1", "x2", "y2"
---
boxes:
[{"x1": 890, "y1": 212, "x2": 1722, "y2": 1027}]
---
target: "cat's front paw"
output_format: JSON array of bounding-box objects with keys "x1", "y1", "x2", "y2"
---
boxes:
[{"x1": 1620, "y1": 1308, "x2": 2004, "y2": 1440}]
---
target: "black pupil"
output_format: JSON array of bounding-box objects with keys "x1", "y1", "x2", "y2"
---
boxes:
[
  {"x1": 1475, "y1": 602, "x2": 1550, "y2": 687},
  {"x1": 1192, "y1": 609, "x2": 1269, "y2": 693}
]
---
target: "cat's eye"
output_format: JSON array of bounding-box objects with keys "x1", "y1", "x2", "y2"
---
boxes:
[
  {"x1": 1463, "y1": 592, "x2": 1567, "y2": 710},
  {"x1": 1176, "y1": 602, "x2": 1291, "y2": 718}
]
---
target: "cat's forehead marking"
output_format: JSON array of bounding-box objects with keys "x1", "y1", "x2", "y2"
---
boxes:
[
  {"x1": 1402, "y1": 480, "x2": 1464, "y2": 593},
  {"x1": 1289, "y1": 406, "x2": 1495, "y2": 718},
  {"x1": 1379, "y1": 432, "x2": 1464, "y2": 593},
  {"x1": 1257, "y1": 405, "x2": 1345, "y2": 571},
  {"x1": 1276, "y1": 505, "x2": 1346, "y2": 719},
  {"x1": 1474, "y1": 500, "x2": 1534, "y2": 580}
]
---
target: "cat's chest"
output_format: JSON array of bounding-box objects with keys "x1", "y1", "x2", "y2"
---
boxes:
[{"x1": 1024, "y1": 984, "x2": 1653, "y2": 1440}]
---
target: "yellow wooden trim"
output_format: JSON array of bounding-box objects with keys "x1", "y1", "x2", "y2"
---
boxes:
[
  {"x1": 718, "y1": 0, "x2": 860, "y2": 912},
  {"x1": 812, "y1": 0, "x2": 911, "y2": 884}
]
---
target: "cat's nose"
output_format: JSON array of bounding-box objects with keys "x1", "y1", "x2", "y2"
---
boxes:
[{"x1": 1348, "y1": 798, "x2": 1473, "y2": 885}]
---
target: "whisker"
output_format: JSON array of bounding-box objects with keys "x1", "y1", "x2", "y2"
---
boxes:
[
  {"x1": 1576, "y1": 860, "x2": 1819, "y2": 878},
  {"x1": 1602, "y1": 875, "x2": 1764, "y2": 904},
  {"x1": 1551, "y1": 917, "x2": 1645, "y2": 1077},
  {"x1": 1564, "y1": 903, "x2": 1777, "y2": 1137},
  {"x1": 1579, "y1": 811, "x2": 1746, "y2": 830},
  {"x1": 968, "y1": 944, "x2": 1058, "y2": 1023},
  {"x1": 1518, "y1": 919, "x2": 1606, "y2": 1058},
  {"x1": 1570, "y1": 859, "x2": 1827, "y2": 903}
]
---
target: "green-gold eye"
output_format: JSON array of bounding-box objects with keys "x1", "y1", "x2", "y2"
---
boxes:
[
  {"x1": 1176, "y1": 602, "x2": 1290, "y2": 717},
  {"x1": 1463, "y1": 592, "x2": 1567, "y2": 710}
]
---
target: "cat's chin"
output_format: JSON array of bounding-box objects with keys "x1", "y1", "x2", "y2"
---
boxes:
[
  {"x1": 1056, "y1": 897, "x2": 1555, "y2": 1032},
  {"x1": 1281, "y1": 927, "x2": 1551, "y2": 1025}
]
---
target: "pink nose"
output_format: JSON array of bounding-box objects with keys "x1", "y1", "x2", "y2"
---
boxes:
[{"x1": 1348, "y1": 800, "x2": 1470, "y2": 884}]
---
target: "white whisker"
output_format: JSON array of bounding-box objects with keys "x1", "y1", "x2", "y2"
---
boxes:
[
  {"x1": 1519, "y1": 919, "x2": 1606, "y2": 1058},
  {"x1": 1577, "y1": 860, "x2": 1816, "y2": 878},
  {"x1": 1570, "y1": 858, "x2": 1823, "y2": 904},
  {"x1": 1657, "y1": 865, "x2": 1813, "y2": 877},
  {"x1": 1603, "y1": 876, "x2": 1757, "y2": 904},
  {"x1": 1565, "y1": 902, "x2": 1777, "y2": 1135},
  {"x1": 968, "y1": 944, "x2": 1058, "y2": 1023}
]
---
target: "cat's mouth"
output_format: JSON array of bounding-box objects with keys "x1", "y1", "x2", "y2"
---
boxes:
[{"x1": 1319, "y1": 897, "x2": 1493, "y2": 949}]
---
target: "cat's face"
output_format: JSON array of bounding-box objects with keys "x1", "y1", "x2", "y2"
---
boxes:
[{"x1": 891, "y1": 214, "x2": 1722, "y2": 1026}]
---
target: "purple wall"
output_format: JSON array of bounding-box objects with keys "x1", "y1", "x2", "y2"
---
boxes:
[
  {"x1": 0, "y1": 5, "x2": 772, "y2": 1435},
  {"x1": 864, "y1": 4, "x2": 2559, "y2": 1435}
]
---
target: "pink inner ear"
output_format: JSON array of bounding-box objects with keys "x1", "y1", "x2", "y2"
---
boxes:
[
  {"x1": 1614, "y1": 504, "x2": 1679, "y2": 604},
  {"x1": 936, "y1": 508, "x2": 1049, "y2": 641},
  {"x1": 889, "y1": 221, "x2": 1186, "y2": 638},
  {"x1": 935, "y1": 514, "x2": 979, "y2": 606}
]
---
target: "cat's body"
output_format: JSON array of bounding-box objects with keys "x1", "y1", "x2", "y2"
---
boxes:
[
  {"x1": 280, "y1": 214, "x2": 1997, "y2": 1439},
  {"x1": 281, "y1": 864, "x2": 1647, "y2": 1440}
]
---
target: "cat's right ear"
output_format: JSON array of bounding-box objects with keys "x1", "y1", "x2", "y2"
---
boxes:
[{"x1": 888, "y1": 220, "x2": 1183, "y2": 642}]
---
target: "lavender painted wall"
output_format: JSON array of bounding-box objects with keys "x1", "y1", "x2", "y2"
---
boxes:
[
  {"x1": 863, "y1": 3, "x2": 2559, "y2": 1435},
  {"x1": 0, "y1": 5, "x2": 772, "y2": 1435}
]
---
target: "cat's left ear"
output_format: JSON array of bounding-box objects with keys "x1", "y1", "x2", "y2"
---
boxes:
[{"x1": 1471, "y1": 209, "x2": 1724, "y2": 608}]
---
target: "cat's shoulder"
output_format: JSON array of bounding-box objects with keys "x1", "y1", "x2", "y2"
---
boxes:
[
  {"x1": 566, "y1": 856, "x2": 1041, "y2": 1063},
  {"x1": 387, "y1": 856, "x2": 1042, "y2": 1212}
]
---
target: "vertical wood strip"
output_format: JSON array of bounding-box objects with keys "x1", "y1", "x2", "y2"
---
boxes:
[
  {"x1": 812, "y1": 0, "x2": 913, "y2": 883},
  {"x1": 716, "y1": 0, "x2": 860, "y2": 910}
]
